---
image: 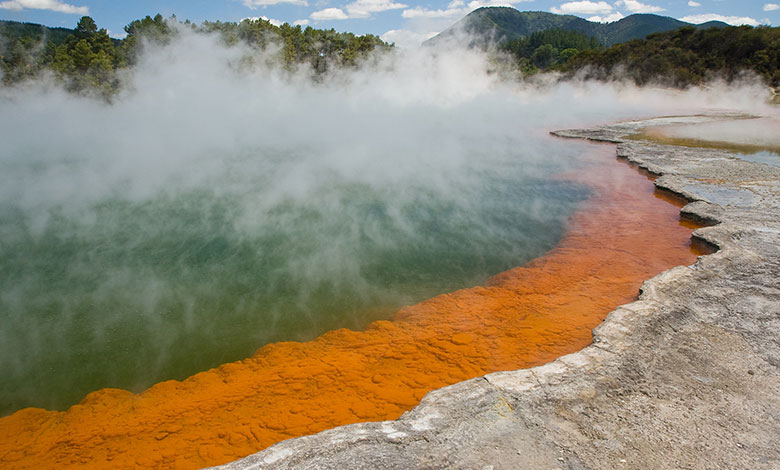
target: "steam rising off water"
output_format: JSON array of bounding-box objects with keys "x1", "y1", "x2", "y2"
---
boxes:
[
  {"x1": 0, "y1": 31, "x2": 772, "y2": 415},
  {"x1": 0, "y1": 154, "x2": 587, "y2": 414}
]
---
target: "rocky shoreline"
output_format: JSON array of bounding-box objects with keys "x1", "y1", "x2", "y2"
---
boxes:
[{"x1": 214, "y1": 116, "x2": 780, "y2": 470}]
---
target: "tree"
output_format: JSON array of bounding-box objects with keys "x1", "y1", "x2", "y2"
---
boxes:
[
  {"x1": 70, "y1": 39, "x2": 93, "y2": 71},
  {"x1": 75, "y1": 16, "x2": 97, "y2": 40},
  {"x1": 0, "y1": 37, "x2": 44, "y2": 83},
  {"x1": 558, "y1": 48, "x2": 579, "y2": 63},
  {"x1": 120, "y1": 14, "x2": 174, "y2": 65},
  {"x1": 500, "y1": 28, "x2": 601, "y2": 72},
  {"x1": 49, "y1": 16, "x2": 119, "y2": 96},
  {"x1": 531, "y1": 44, "x2": 558, "y2": 68}
]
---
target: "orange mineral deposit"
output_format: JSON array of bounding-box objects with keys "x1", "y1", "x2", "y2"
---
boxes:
[{"x1": 0, "y1": 142, "x2": 709, "y2": 469}]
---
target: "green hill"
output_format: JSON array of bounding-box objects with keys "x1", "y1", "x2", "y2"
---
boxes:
[
  {"x1": 0, "y1": 20, "x2": 76, "y2": 45},
  {"x1": 425, "y1": 8, "x2": 728, "y2": 47},
  {"x1": 564, "y1": 25, "x2": 780, "y2": 88}
]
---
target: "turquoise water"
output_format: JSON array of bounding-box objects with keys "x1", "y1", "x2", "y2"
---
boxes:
[{"x1": 0, "y1": 142, "x2": 590, "y2": 415}]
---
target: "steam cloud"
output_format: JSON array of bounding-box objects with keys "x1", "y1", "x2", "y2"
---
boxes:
[{"x1": 0, "y1": 27, "x2": 774, "y2": 414}]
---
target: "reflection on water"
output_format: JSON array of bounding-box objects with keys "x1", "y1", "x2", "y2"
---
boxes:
[
  {"x1": 733, "y1": 150, "x2": 780, "y2": 167},
  {"x1": 633, "y1": 116, "x2": 780, "y2": 156}
]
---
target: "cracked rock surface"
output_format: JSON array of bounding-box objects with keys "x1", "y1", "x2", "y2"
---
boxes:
[{"x1": 213, "y1": 116, "x2": 780, "y2": 470}]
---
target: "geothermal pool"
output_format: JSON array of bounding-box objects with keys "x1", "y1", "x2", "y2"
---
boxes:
[
  {"x1": 0, "y1": 35, "x2": 772, "y2": 469},
  {"x1": 0, "y1": 138, "x2": 708, "y2": 470},
  {"x1": 0, "y1": 135, "x2": 588, "y2": 415}
]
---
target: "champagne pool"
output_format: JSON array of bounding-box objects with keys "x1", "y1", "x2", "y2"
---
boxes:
[
  {"x1": 0, "y1": 131, "x2": 590, "y2": 416},
  {"x1": 0, "y1": 139, "x2": 708, "y2": 470},
  {"x1": 0, "y1": 34, "x2": 769, "y2": 468}
]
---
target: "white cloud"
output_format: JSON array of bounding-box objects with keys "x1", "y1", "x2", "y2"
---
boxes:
[
  {"x1": 402, "y1": 0, "x2": 530, "y2": 19},
  {"x1": 243, "y1": 16, "x2": 284, "y2": 26},
  {"x1": 0, "y1": 0, "x2": 88, "y2": 14},
  {"x1": 311, "y1": 0, "x2": 407, "y2": 21},
  {"x1": 764, "y1": 3, "x2": 779, "y2": 11},
  {"x1": 402, "y1": 5, "x2": 463, "y2": 18},
  {"x1": 467, "y1": 0, "x2": 531, "y2": 7},
  {"x1": 550, "y1": 1, "x2": 613, "y2": 15},
  {"x1": 293, "y1": 19, "x2": 310, "y2": 26},
  {"x1": 310, "y1": 7, "x2": 349, "y2": 20},
  {"x1": 346, "y1": 0, "x2": 408, "y2": 19},
  {"x1": 615, "y1": 0, "x2": 664, "y2": 13},
  {"x1": 688, "y1": 1, "x2": 701, "y2": 6},
  {"x1": 402, "y1": 3, "x2": 463, "y2": 19},
  {"x1": 680, "y1": 13, "x2": 760, "y2": 26},
  {"x1": 243, "y1": 0, "x2": 308, "y2": 7},
  {"x1": 261, "y1": 15, "x2": 284, "y2": 26},
  {"x1": 106, "y1": 29, "x2": 127, "y2": 40},
  {"x1": 380, "y1": 28, "x2": 439, "y2": 48},
  {"x1": 588, "y1": 12, "x2": 625, "y2": 22}
]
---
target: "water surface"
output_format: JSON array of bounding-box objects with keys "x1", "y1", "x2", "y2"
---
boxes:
[
  {"x1": 635, "y1": 116, "x2": 780, "y2": 157},
  {"x1": 0, "y1": 132, "x2": 589, "y2": 415}
]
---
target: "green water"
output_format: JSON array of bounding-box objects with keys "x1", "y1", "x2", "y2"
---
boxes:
[{"x1": 0, "y1": 147, "x2": 589, "y2": 416}]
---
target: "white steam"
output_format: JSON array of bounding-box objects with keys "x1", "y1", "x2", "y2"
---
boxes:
[{"x1": 1, "y1": 30, "x2": 772, "y2": 218}]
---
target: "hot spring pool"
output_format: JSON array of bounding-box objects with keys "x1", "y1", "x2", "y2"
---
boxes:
[
  {"x1": 0, "y1": 132, "x2": 593, "y2": 415},
  {"x1": 3, "y1": 41, "x2": 765, "y2": 418}
]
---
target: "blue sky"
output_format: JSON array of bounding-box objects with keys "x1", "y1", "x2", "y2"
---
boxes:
[{"x1": 0, "y1": 0, "x2": 777, "y2": 47}]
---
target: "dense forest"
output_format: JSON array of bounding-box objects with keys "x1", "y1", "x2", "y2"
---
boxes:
[
  {"x1": 2, "y1": 12, "x2": 779, "y2": 96},
  {"x1": 0, "y1": 19, "x2": 77, "y2": 45},
  {"x1": 562, "y1": 25, "x2": 780, "y2": 88},
  {"x1": 493, "y1": 24, "x2": 779, "y2": 90},
  {"x1": 0, "y1": 14, "x2": 391, "y2": 96},
  {"x1": 499, "y1": 28, "x2": 601, "y2": 73}
]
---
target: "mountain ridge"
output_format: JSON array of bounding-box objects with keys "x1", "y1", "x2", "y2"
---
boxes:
[{"x1": 425, "y1": 8, "x2": 728, "y2": 47}]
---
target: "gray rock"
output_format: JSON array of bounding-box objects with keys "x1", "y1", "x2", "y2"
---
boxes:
[{"x1": 212, "y1": 115, "x2": 780, "y2": 470}]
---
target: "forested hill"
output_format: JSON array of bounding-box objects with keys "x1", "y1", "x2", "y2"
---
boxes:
[
  {"x1": 426, "y1": 8, "x2": 727, "y2": 47},
  {"x1": 564, "y1": 25, "x2": 780, "y2": 88},
  {"x1": 0, "y1": 15, "x2": 391, "y2": 96},
  {"x1": 0, "y1": 20, "x2": 75, "y2": 45}
]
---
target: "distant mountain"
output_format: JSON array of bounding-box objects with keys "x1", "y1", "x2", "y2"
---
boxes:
[
  {"x1": 425, "y1": 8, "x2": 728, "y2": 47},
  {"x1": 0, "y1": 20, "x2": 74, "y2": 46}
]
